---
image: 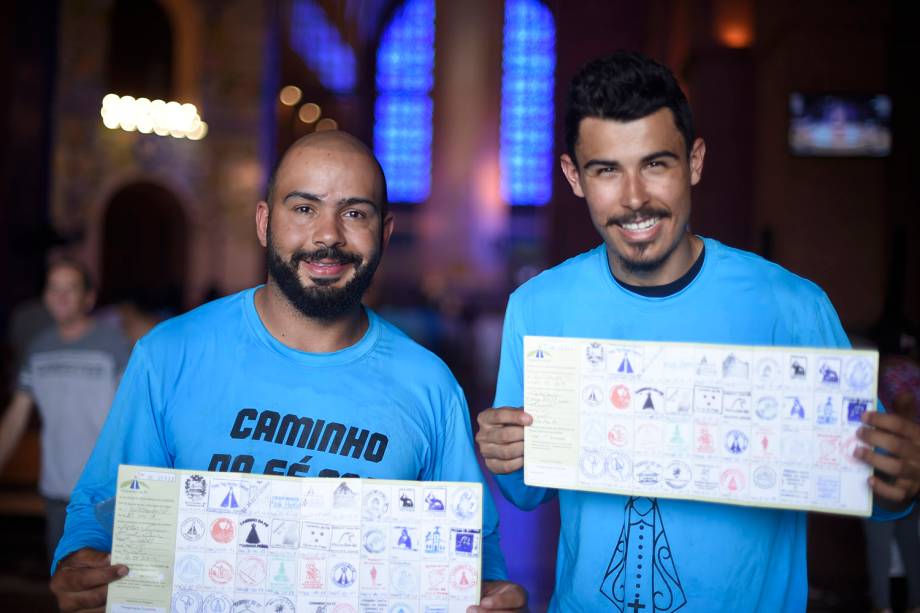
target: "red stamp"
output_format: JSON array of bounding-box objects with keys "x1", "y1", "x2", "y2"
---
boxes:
[
  {"x1": 607, "y1": 425, "x2": 628, "y2": 447},
  {"x1": 450, "y1": 564, "x2": 478, "y2": 592},
  {"x1": 610, "y1": 385, "x2": 631, "y2": 409},
  {"x1": 236, "y1": 555, "x2": 266, "y2": 587},
  {"x1": 208, "y1": 560, "x2": 233, "y2": 585},
  {"x1": 210, "y1": 517, "x2": 234, "y2": 544},
  {"x1": 300, "y1": 559, "x2": 324, "y2": 589},
  {"x1": 695, "y1": 425, "x2": 715, "y2": 454},
  {"x1": 720, "y1": 469, "x2": 746, "y2": 494}
]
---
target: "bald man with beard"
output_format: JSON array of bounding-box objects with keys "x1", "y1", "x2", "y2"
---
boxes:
[{"x1": 50, "y1": 131, "x2": 526, "y2": 612}]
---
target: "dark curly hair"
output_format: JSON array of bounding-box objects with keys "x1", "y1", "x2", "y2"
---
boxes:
[{"x1": 565, "y1": 51, "x2": 695, "y2": 163}]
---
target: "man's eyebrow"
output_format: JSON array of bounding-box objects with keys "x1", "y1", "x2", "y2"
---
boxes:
[
  {"x1": 341, "y1": 197, "x2": 379, "y2": 210},
  {"x1": 583, "y1": 159, "x2": 621, "y2": 170},
  {"x1": 640, "y1": 150, "x2": 680, "y2": 163},
  {"x1": 283, "y1": 190, "x2": 323, "y2": 203}
]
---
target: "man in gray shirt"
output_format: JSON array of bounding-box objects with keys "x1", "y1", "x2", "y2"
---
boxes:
[{"x1": 0, "y1": 258, "x2": 130, "y2": 560}]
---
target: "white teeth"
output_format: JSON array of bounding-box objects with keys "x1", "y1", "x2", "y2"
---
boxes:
[{"x1": 621, "y1": 217, "x2": 658, "y2": 232}]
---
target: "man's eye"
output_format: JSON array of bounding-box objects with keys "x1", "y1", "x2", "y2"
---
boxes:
[{"x1": 344, "y1": 210, "x2": 366, "y2": 219}]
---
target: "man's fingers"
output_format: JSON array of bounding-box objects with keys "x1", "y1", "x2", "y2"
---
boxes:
[
  {"x1": 58, "y1": 583, "x2": 110, "y2": 612},
  {"x1": 484, "y1": 457, "x2": 524, "y2": 475},
  {"x1": 868, "y1": 474, "x2": 915, "y2": 503},
  {"x1": 476, "y1": 426, "x2": 525, "y2": 447},
  {"x1": 477, "y1": 408, "x2": 532, "y2": 428},
  {"x1": 862, "y1": 410, "x2": 920, "y2": 439},
  {"x1": 855, "y1": 446, "x2": 910, "y2": 479},
  {"x1": 479, "y1": 441, "x2": 524, "y2": 461},
  {"x1": 857, "y1": 426, "x2": 916, "y2": 460}
]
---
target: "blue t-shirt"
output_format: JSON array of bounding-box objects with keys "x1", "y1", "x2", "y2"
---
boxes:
[
  {"x1": 494, "y1": 238, "x2": 875, "y2": 612},
  {"x1": 55, "y1": 288, "x2": 508, "y2": 582}
]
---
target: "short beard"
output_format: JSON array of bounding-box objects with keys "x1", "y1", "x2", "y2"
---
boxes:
[
  {"x1": 266, "y1": 225, "x2": 381, "y2": 321},
  {"x1": 605, "y1": 206, "x2": 682, "y2": 276}
]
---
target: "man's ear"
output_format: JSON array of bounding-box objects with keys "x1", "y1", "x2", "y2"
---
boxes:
[
  {"x1": 689, "y1": 137, "x2": 706, "y2": 186},
  {"x1": 256, "y1": 201, "x2": 270, "y2": 248},
  {"x1": 560, "y1": 154, "x2": 585, "y2": 198},
  {"x1": 381, "y1": 213, "x2": 395, "y2": 251}
]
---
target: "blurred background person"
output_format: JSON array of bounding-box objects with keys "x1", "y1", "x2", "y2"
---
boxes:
[{"x1": 0, "y1": 259, "x2": 130, "y2": 563}]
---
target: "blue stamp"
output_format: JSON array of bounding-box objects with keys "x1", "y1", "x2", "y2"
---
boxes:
[
  {"x1": 452, "y1": 528, "x2": 480, "y2": 557},
  {"x1": 202, "y1": 593, "x2": 232, "y2": 612},
  {"x1": 753, "y1": 466, "x2": 777, "y2": 489},
  {"x1": 725, "y1": 430, "x2": 750, "y2": 455},
  {"x1": 174, "y1": 554, "x2": 203, "y2": 585},
  {"x1": 816, "y1": 396, "x2": 838, "y2": 425},
  {"x1": 845, "y1": 358, "x2": 874, "y2": 393},
  {"x1": 817, "y1": 358, "x2": 841, "y2": 385},
  {"x1": 846, "y1": 398, "x2": 871, "y2": 423},
  {"x1": 585, "y1": 342, "x2": 605, "y2": 366},
  {"x1": 424, "y1": 526, "x2": 445, "y2": 554},
  {"x1": 424, "y1": 489, "x2": 446, "y2": 512},
  {"x1": 171, "y1": 590, "x2": 202, "y2": 613},
  {"x1": 331, "y1": 562, "x2": 357, "y2": 588},
  {"x1": 789, "y1": 356, "x2": 807, "y2": 381},
  {"x1": 756, "y1": 396, "x2": 779, "y2": 420},
  {"x1": 786, "y1": 396, "x2": 806, "y2": 420},
  {"x1": 451, "y1": 487, "x2": 478, "y2": 520},
  {"x1": 363, "y1": 528, "x2": 386, "y2": 554},
  {"x1": 266, "y1": 597, "x2": 295, "y2": 613}
]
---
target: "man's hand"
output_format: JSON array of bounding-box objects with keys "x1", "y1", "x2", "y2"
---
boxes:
[
  {"x1": 475, "y1": 408, "x2": 533, "y2": 475},
  {"x1": 856, "y1": 410, "x2": 920, "y2": 505},
  {"x1": 467, "y1": 580, "x2": 528, "y2": 612},
  {"x1": 49, "y1": 547, "x2": 128, "y2": 613}
]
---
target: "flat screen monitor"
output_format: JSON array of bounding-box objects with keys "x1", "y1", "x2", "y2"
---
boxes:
[{"x1": 788, "y1": 93, "x2": 891, "y2": 157}]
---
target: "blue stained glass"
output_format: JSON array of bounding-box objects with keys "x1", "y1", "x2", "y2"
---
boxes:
[
  {"x1": 290, "y1": 1, "x2": 357, "y2": 94},
  {"x1": 374, "y1": 0, "x2": 435, "y2": 203},
  {"x1": 501, "y1": 0, "x2": 556, "y2": 205}
]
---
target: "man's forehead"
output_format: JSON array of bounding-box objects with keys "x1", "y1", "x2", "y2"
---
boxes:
[{"x1": 576, "y1": 111, "x2": 686, "y2": 154}]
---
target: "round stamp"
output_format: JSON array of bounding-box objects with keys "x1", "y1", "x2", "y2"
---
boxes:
[
  {"x1": 756, "y1": 396, "x2": 778, "y2": 420},
  {"x1": 331, "y1": 562, "x2": 357, "y2": 588},
  {"x1": 208, "y1": 560, "x2": 233, "y2": 585},
  {"x1": 753, "y1": 466, "x2": 777, "y2": 489},
  {"x1": 451, "y1": 487, "x2": 478, "y2": 520},
  {"x1": 605, "y1": 452, "x2": 632, "y2": 482},
  {"x1": 236, "y1": 556, "x2": 267, "y2": 587},
  {"x1": 664, "y1": 461, "x2": 691, "y2": 489},
  {"x1": 607, "y1": 424, "x2": 628, "y2": 447},
  {"x1": 230, "y1": 600, "x2": 260, "y2": 613},
  {"x1": 390, "y1": 563, "x2": 418, "y2": 594},
  {"x1": 845, "y1": 358, "x2": 873, "y2": 392},
  {"x1": 634, "y1": 461, "x2": 663, "y2": 487},
  {"x1": 583, "y1": 385, "x2": 603, "y2": 407},
  {"x1": 580, "y1": 449, "x2": 605, "y2": 478},
  {"x1": 724, "y1": 430, "x2": 750, "y2": 455},
  {"x1": 210, "y1": 517, "x2": 235, "y2": 544},
  {"x1": 450, "y1": 564, "x2": 478, "y2": 592},
  {"x1": 174, "y1": 554, "x2": 203, "y2": 585},
  {"x1": 720, "y1": 469, "x2": 746, "y2": 494},
  {"x1": 180, "y1": 517, "x2": 205, "y2": 542},
  {"x1": 203, "y1": 593, "x2": 232, "y2": 612},
  {"x1": 171, "y1": 590, "x2": 202, "y2": 613},
  {"x1": 265, "y1": 597, "x2": 295, "y2": 613},
  {"x1": 363, "y1": 528, "x2": 386, "y2": 554},
  {"x1": 363, "y1": 489, "x2": 390, "y2": 521},
  {"x1": 610, "y1": 385, "x2": 631, "y2": 409}
]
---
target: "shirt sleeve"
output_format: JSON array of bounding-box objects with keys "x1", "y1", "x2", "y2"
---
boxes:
[
  {"x1": 52, "y1": 339, "x2": 173, "y2": 571},
  {"x1": 430, "y1": 385, "x2": 509, "y2": 582},
  {"x1": 492, "y1": 293, "x2": 557, "y2": 511}
]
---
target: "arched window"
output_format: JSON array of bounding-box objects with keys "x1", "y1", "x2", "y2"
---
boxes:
[
  {"x1": 374, "y1": 0, "x2": 436, "y2": 204},
  {"x1": 501, "y1": 0, "x2": 556, "y2": 206},
  {"x1": 289, "y1": 0, "x2": 357, "y2": 94}
]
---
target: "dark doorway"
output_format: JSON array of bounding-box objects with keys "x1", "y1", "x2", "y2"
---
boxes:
[{"x1": 100, "y1": 182, "x2": 188, "y2": 315}]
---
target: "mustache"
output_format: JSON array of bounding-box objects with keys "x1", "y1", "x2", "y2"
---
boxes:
[
  {"x1": 605, "y1": 206, "x2": 671, "y2": 227},
  {"x1": 291, "y1": 246, "x2": 362, "y2": 266}
]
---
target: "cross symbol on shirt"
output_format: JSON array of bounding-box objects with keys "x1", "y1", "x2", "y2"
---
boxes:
[{"x1": 627, "y1": 598, "x2": 646, "y2": 611}]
